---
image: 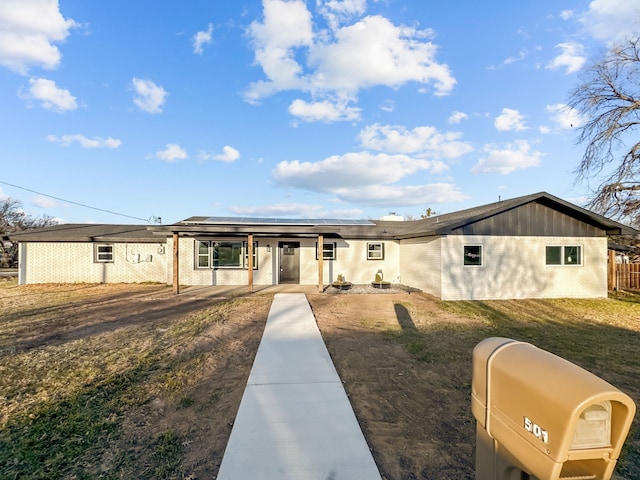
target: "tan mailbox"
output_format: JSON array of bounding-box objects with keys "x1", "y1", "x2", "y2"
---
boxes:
[{"x1": 472, "y1": 337, "x2": 636, "y2": 480}]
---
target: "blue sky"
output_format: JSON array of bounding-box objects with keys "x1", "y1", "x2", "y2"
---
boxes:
[{"x1": 1, "y1": 0, "x2": 640, "y2": 225}]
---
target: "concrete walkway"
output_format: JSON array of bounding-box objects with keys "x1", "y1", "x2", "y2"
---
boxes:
[{"x1": 217, "y1": 293, "x2": 381, "y2": 480}]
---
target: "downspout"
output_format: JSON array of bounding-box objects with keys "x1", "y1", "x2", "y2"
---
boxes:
[
  {"x1": 318, "y1": 234, "x2": 323, "y2": 293},
  {"x1": 247, "y1": 234, "x2": 254, "y2": 293},
  {"x1": 18, "y1": 242, "x2": 26, "y2": 285},
  {"x1": 173, "y1": 232, "x2": 179, "y2": 294}
]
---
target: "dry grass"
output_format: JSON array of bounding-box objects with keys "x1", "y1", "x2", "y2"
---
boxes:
[
  {"x1": 0, "y1": 278, "x2": 270, "y2": 479},
  {"x1": 1, "y1": 276, "x2": 639, "y2": 479}
]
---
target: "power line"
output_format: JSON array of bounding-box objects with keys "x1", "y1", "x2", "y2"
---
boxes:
[{"x1": 0, "y1": 180, "x2": 159, "y2": 223}]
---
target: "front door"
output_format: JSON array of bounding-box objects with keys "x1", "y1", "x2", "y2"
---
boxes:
[{"x1": 279, "y1": 241, "x2": 300, "y2": 284}]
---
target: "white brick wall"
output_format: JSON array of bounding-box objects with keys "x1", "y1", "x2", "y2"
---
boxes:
[
  {"x1": 170, "y1": 237, "x2": 401, "y2": 287},
  {"x1": 173, "y1": 237, "x2": 277, "y2": 286},
  {"x1": 18, "y1": 235, "x2": 608, "y2": 300},
  {"x1": 439, "y1": 236, "x2": 607, "y2": 300},
  {"x1": 312, "y1": 239, "x2": 401, "y2": 285},
  {"x1": 399, "y1": 237, "x2": 442, "y2": 297},
  {"x1": 20, "y1": 242, "x2": 168, "y2": 284}
]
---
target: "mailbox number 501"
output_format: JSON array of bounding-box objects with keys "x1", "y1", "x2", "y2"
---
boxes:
[{"x1": 524, "y1": 417, "x2": 549, "y2": 444}]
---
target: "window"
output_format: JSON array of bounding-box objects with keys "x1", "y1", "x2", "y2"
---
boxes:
[
  {"x1": 545, "y1": 246, "x2": 562, "y2": 265},
  {"x1": 464, "y1": 245, "x2": 482, "y2": 266},
  {"x1": 197, "y1": 241, "x2": 210, "y2": 267},
  {"x1": 196, "y1": 241, "x2": 257, "y2": 269},
  {"x1": 95, "y1": 244, "x2": 114, "y2": 263},
  {"x1": 243, "y1": 241, "x2": 258, "y2": 269},
  {"x1": 367, "y1": 242, "x2": 384, "y2": 260},
  {"x1": 564, "y1": 246, "x2": 581, "y2": 265},
  {"x1": 316, "y1": 242, "x2": 336, "y2": 260},
  {"x1": 214, "y1": 242, "x2": 242, "y2": 268},
  {"x1": 546, "y1": 245, "x2": 582, "y2": 266}
]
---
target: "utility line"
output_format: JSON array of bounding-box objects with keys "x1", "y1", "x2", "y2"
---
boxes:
[{"x1": 0, "y1": 179, "x2": 156, "y2": 223}]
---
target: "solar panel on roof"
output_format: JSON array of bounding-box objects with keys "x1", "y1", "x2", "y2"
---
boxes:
[{"x1": 187, "y1": 216, "x2": 374, "y2": 226}]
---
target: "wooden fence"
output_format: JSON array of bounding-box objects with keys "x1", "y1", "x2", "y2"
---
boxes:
[{"x1": 609, "y1": 251, "x2": 640, "y2": 290}]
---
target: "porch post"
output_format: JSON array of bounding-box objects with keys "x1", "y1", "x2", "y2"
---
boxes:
[
  {"x1": 247, "y1": 234, "x2": 254, "y2": 293},
  {"x1": 317, "y1": 234, "x2": 323, "y2": 293},
  {"x1": 173, "y1": 232, "x2": 180, "y2": 294}
]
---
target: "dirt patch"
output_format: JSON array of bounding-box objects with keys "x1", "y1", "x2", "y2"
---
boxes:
[
  {"x1": 114, "y1": 295, "x2": 270, "y2": 479},
  {"x1": 308, "y1": 292, "x2": 479, "y2": 480}
]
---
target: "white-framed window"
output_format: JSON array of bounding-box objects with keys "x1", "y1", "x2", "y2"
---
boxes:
[
  {"x1": 367, "y1": 242, "x2": 384, "y2": 260},
  {"x1": 463, "y1": 245, "x2": 482, "y2": 266},
  {"x1": 94, "y1": 244, "x2": 114, "y2": 263},
  {"x1": 546, "y1": 245, "x2": 582, "y2": 266},
  {"x1": 197, "y1": 240, "x2": 210, "y2": 268},
  {"x1": 316, "y1": 242, "x2": 336, "y2": 260},
  {"x1": 196, "y1": 240, "x2": 257, "y2": 269},
  {"x1": 243, "y1": 241, "x2": 258, "y2": 269}
]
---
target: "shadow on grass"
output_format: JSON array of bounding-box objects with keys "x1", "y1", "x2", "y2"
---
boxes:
[
  {"x1": 0, "y1": 289, "x2": 227, "y2": 355},
  {"x1": 418, "y1": 299, "x2": 640, "y2": 480}
]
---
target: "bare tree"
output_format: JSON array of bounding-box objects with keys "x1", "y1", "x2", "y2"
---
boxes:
[
  {"x1": 569, "y1": 37, "x2": 640, "y2": 227},
  {"x1": 0, "y1": 197, "x2": 57, "y2": 267}
]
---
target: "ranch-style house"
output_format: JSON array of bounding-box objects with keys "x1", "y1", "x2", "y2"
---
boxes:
[{"x1": 7, "y1": 192, "x2": 637, "y2": 301}]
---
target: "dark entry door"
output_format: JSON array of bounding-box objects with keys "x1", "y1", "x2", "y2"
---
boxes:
[{"x1": 279, "y1": 242, "x2": 300, "y2": 284}]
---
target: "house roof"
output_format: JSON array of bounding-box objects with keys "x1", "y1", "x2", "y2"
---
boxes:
[
  {"x1": 7, "y1": 192, "x2": 637, "y2": 243},
  {"x1": 390, "y1": 191, "x2": 639, "y2": 238},
  {"x1": 154, "y1": 192, "x2": 637, "y2": 239},
  {"x1": 5, "y1": 224, "x2": 159, "y2": 243}
]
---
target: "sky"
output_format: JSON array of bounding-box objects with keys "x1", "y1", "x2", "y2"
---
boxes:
[{"x1": 1, "y1": 0, "x2": 640, "y2": 225}]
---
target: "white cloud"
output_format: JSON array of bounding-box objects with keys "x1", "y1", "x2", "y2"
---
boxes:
[
  {"x1": 245, "y1": 2, "x2": 456, "y2": 117},
  {"x1": 448, "y1": 111, "x2": 468, "y2": 124},
  {"x1": 560, "y1": 9, "x2": 575, "y2": 20},
  {"x1": 154, "y1": 144, "x2": 187, "y2": 162},
  {"x1": 31, "y1": 195, "x2": 62, "y2": 208},
  {"x1": 546, "y1": 42, "x2": 586, "y2": 74},
  {"x1": 317, "y1": 0, "x2": 367, "y2": 29},
  {"x1": 545, "y1": 103, "x2": 587, "y2": 130},
  {"x1": 471, "y1": 140, "x2": 543, "y2": 175},
  {"x1": 359, "y1": 123, "x2": 472, "y2": 160},
  {"x1": 504, "y1": 49, "x2": 529, "y2": 65},
  {"x1": 198, "y1": 145, "x2": 241, "y2": 162},
  {"x1": 288, "y1": 98, "x2": 361, "y2": 122},
  {"x1": 580, "y1": 0, "x2": 640, "y2": 45},
  {"x1": 193, "y1": 23, "x2": 213, "y2": 55},
  {"x1": 230, "y1": 203, "x2": 325, "y2": 217},
  {"x1": 229, "y1": 202, "x2": 366, "y2": 219},
  {"x1": 19, "y1": 77, "x2": 77, "y2": 112},
  {"x1": 269, "y1": 148, "x2": 467, "y2": 208},
  {"x1": 132, "y1": 77, "x2": 168, "y2": 113},
  {"x1": 0, "y1": 0, "x2": 77, "y2": 74},
  {"x1": 272, "y1": 151, "x2": 440, "y2": 192},
  {"x1": 47, "y1": 134, "x2": 121, "y2": 148},
  {"x1": 494, "y1": 108, "x2": 527, "y2": 132},
  {"x1": 332, "y1": 183, "x2": 469, "y2": 206},
  {"x1": 308, "y1": 15, "x2": 455, "y2": 95},
  {"x1": 216, "y1": 145, "x2": 240, "y2": 162},
  {"x1": 380, "y1": 99, "x2": 395, "y2": 112},
  {"x1": 245, "y1": 0, "x2": 313, "y2": 102},
  {"x1": 216, "y1": 145, "x2": 240, "y2": 163}
]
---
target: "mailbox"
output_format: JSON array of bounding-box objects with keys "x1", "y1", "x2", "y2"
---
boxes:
[{"x1": 472, "y1": 337, "x2": 635, "y2": 480}]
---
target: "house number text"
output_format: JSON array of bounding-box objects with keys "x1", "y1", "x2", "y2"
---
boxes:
[{"x1": 524, "y1": 417, "x2": 549, "y2": 444}]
